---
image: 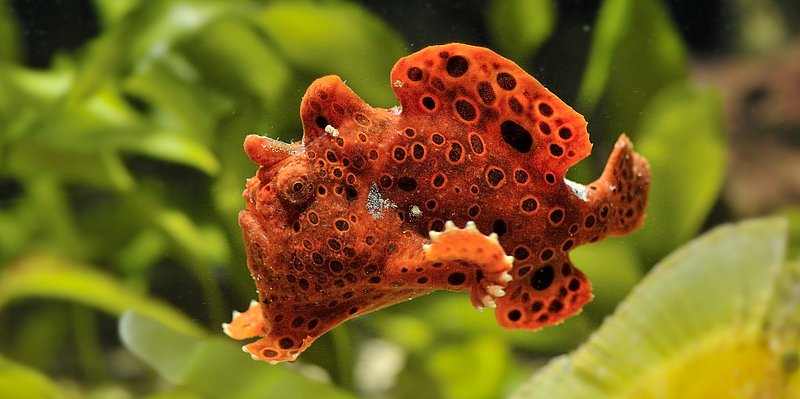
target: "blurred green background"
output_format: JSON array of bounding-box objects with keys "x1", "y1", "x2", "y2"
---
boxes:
[{"x1": 1, "y1": 0, "x2": 799, "y2": 398}]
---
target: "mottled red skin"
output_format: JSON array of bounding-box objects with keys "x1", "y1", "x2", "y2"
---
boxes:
[{"x1": 228, "y1": 43, "x2": 650, "y2": 363}]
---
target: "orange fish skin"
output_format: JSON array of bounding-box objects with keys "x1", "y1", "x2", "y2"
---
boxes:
[{"x1": 225, "y1": 43, "x2": 650, "y2": 363}]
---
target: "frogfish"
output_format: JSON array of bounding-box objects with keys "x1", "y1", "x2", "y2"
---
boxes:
[{"x1": 223, "y1": 43, "x2": 650, "y2": 363}]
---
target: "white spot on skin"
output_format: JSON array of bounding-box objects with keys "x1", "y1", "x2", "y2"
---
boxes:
[
  {"x1": 564, "y1": 178, "x2": 589, "y2": 202},
  {"x1": 390, "y1": 105, "x2": 403, "y2": 115},
  {"x1": 366, "y1": 184, "x2": 396, "y2": 219},
  {"x1": 392, "y1": 80, "x2": 404, "y2": 88},
  {"x1": 324, "y1": 125, "x2": 339, "y2": 137},
  {"x1": 409, "y1": 205, "x2": 422, "y2": 219}
]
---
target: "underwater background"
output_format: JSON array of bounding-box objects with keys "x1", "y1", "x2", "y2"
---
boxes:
[{"x1": 1, "y1": 0, "x2": 800, "y2": 398}]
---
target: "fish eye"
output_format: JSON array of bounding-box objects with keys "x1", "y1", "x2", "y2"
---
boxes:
[{"x1": 275, "y1": 162, "x2": 316, "y2": 208}]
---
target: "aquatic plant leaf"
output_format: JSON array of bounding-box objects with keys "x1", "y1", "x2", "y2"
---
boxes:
[
  {"x1": 577, "y1": 0, "x2": 686, "y2": 137},
  {"x1": 122, "y1": 54, "x2": 234, "y2": 139},
  {"x1": 0, "y1": 0, "x2": 20, "y2": 63},
  {"x1": 778, "y1": 207, "x2": 800, "y2": 260},
  {"x1": 6, "y1": 131, "x2": 136, "y2": 191},
  {"x1": 373, "y1": 292, "x2": 594, "y2": 355},
  {"x1": 426, "y1": 336, "x2": 510, "y2": 399},
  {"x1": 142, "y1": 390, "x2": 204, "y2": 399},
  {"x1": 511, "y1": 217, "x2": 791, "y2": 399},
  {"x1": 151, "y1": 208, "x2": 229, "y2": 267},
  {"x1": 570, "y1": 238, "x2": 643, "y2": 318},
  {"x1": 92, "y1": 0, "x2": 141, "y2": 25},
  {"x1": 177, "y1": 16, "x2": 291, "y2": 107},
  {"x1": 252, "y1": 2, "x2": 406, "y2": 107},
  {"x1": 0, "y1": 255, "x2": 203, "y2": 337},
  {"x1": 633, "y1": 84, "x2": 726, "y2": 262},
  {"x1": 119, "y1": 312, "x2": 358, "y2": 399},
  {"x1": 116, "y1": 129, "x2": 222, "y2": 175},
  {"x1": 0, "y1": 354, "x2": 60, "y2": 399},
  {"x1": 67, "y1": 1, "x2": 232, "y2": 103},
  {"x1": 488, "y1": 0, "x2": 555, "y2": 63}
]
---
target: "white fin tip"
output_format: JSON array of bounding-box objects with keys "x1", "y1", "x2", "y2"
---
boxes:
[{"x1": 487, "y1": 285, "x2": 506, "y2": 297}]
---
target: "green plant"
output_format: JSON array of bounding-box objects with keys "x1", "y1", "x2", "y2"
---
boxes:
[{"x1": 513, "y1": 217, "x2": 800, "y2": 398}]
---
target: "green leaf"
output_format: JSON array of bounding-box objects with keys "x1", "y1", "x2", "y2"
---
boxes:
[
  {"x1": 570, "y1": 237, "x2": 643, "y2": 319},
  {"x1": 0, "y1": 355, "x2": 62, "y2": 399},
  {"x1": 252, "y1": 2, "x2": 407, "y2": 107},
  {"x1": 143, "y1": 390, "x2": 205, "y2": 399},
  {"x1": 511, "y1": 217, "x2": 791, "y2": 399},
  {"x1": 0, "y1": 63, "x2": 75, "y2": 113},
  {"x1": 0, "y1": 255, "x2": 203, "y2": 337},
  {"x1": 177, "y1": 16, "x2": 291, "y2": 106},
  {"x1": 146, "y1": 206, "x2": 228, "y2": 324},
  {"x1": 6, "y1": 132, "x2": 135, "y2": 191},
  {"x1": 119, "y1": 312, "x2": 358, "y2": 399},
  {"x1": 92, "y1": 0, "x2": 142, "y2": 26},
  {"x1": 577, "y1": 0, "x2": 686, "y2": 138},
  {"x1": 778, "y1": 207, "x2": 800, "y2": 260},
  {"x1": 0, "y1": 0, "x2": 20, "y2": 63},
  {"x1": 425, "y1": 336, "x2": 510, "y2": 399},
  {"x1": 374, "y1": 292, "x2": 594, "y2": 355},
  {"x1": 68, "y1": 1, "x2": 235, "y2": 103},
  {"x1": 633, "y1": 84, "x2": 727, "y2": 262},
  {"x1": 122, "y1": 53, "x2": 234, "y2": 139},
  {"x1": 0, "y1": 178, "x2": 87, "y2": 260},
  {"x1": 115, "y1": 129, "x2": 222, "y2": 175},
  {"x1": 487, "y1": 0, "x2": 556, "y2": 63},
  {"x1": 152, "y1": 208, "x2": 230, "y2": 267}
]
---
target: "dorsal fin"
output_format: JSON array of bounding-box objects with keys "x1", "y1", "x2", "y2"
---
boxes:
[
  {"x1": 299, "y1": 75, "x2": 371, "y2": 146},
  {"x1": 390, "y1": 43, "x2": 592, "y2": 177}
]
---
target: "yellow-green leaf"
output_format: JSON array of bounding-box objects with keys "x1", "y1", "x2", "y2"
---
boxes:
[
  {"x1": 0, "y1": 255, "x2": 203, "y2": 337},
  {"x1": 120, "y1": 312, "x2": 358, "y2": 399},
  {"x1": 633, "y1": 84, "x2": 727, "y2": 262},
  {"x1": 252, "y1": 2, "x2": 406, "y2": 107},
  {"x1": 488, "y1": 0, "x2": 555, "y2": 63},
  {"x1": 577, "y1": 0, "x2": 686, "y2": 137},
  {"x1": 511, "y1": 217, "x2": 793, "y2": 399},
  {"x1": 0, "y1": 354, "x2": 60, "y2": 399}
]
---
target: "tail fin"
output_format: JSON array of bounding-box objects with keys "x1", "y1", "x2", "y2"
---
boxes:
[{"x1": 588, "y1": 134, "x2": 651, "y2": 235}]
